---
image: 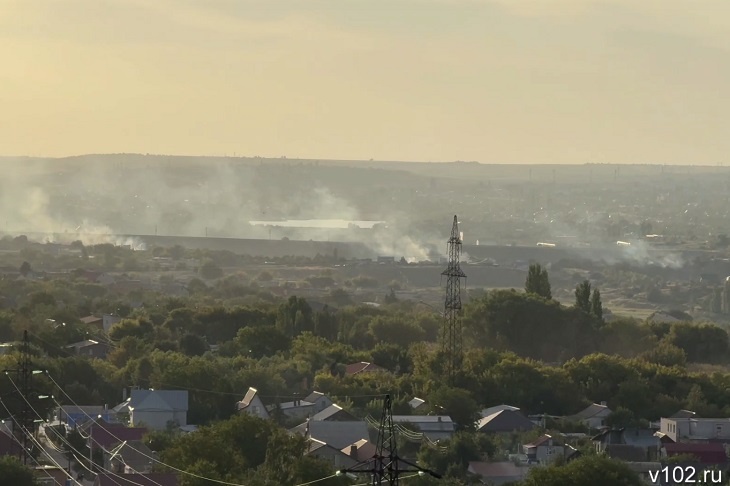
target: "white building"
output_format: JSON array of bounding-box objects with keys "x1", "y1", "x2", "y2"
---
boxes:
[{"x1": 129, "y1": 390, "x2": 188, "y2": 430}]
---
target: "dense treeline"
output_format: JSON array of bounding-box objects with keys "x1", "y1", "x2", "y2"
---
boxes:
[{"x1": 3, "y1": 267, "x2": 730, "y2": 483}]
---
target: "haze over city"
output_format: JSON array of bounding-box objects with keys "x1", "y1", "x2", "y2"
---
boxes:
[{"x1": 2, "y1": 0, "x2": 729, "y2": 164}]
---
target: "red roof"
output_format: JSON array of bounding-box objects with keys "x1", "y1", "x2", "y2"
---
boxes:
[
  {"x1": 345, "y1": 362, "x2": 386, "y2": 375},
  {"x1": 91, "y1": 424, "x2": 148, "y2": 449},
  {"x1": 664, "y1": 443, "x2": 728, "y2": 464}
]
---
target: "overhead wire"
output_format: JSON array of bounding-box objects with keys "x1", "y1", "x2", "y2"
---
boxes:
[
  {"x1": 47, "y1": 371, "x2": 382, "y2": 486},
  {"x1": 4, "y1": 375, "x2": 154, "y2": 486},
  {"x1": 0, "y1": 401, "x2": 72, "y2": 484}
]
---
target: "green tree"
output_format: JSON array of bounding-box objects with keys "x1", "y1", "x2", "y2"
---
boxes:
[
  {"x1": 0, "y1": 456, "x2": 39, "y2": 486},
  {"x1": 517, "y1": 454, "x2": 643, "y2": 486},
  {"x1": 179, "y1": 333, "x2": 208, "y2": 357},
  {"x1": 525, "y1": 263, "x2": 552, "y2": 299},
  {"x1": 591, "y1": 289, "x2": 603, "y2": 321},
  {"x1": 575, "y1": 280, "x2": 592, "y2": 313},
  {"x1": 19, "y1": 261, "x2": 32, "y2": 277}
]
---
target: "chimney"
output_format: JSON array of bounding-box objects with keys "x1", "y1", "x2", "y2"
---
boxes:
[
  {"x1": 305, "y1": 418, "x2": 310, "y2": 438},
  {"x1": 350, "y1": 445, "x2": 356, "y2": 457},
  {"x1": 122, "y1": 388, "x2": 127, "y2": 401},
  {"x1": 600, "y1": 401, "x2": 607, "y2": 406},
  {"x1": 437, "y1": 416, "x2": 442, "y2": 422}
]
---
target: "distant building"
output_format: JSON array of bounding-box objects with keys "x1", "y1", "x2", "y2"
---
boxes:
[
  {"x1": 80, "y1": 315, "x2": 104, "y2": 330},
  {"x1": 66, "y1": 339, "x2": 110, "y2": 359},
  {"x1": 345, "y1": 362, "x2": 386, "y2": 376},
  {"x1": 60, "y1": 405, "x2": 115, "y2": 428},
  {"x1": 391, "y1": 415, "x2": 455, "y2": 442},
  {"x1": 660, "y1": 416, "x2": 730, "y2": 443},
  {"x1": 523, "y1": 434, "x2": 566, "y2": 464},
  {"x1": 569, "y1": 402, "x2": 612, "y2": 429},
  {"x1": 592, "y1": 428, "x2": 661, "y2": 462},
  {"x1": 467, "y1": 461, "x2": 528, "y2": 485},
  {"x1": 477, "y1": 410, "x2": 535, "y2": 434},
  {"x1": 237, "y1": 387, "x2": 269, "y2": 419},
  {"x1": 102, "y1": 314, "x2": 122, "y2": 332},
  {"x1": 129, "y1": 390, "x2": 188, "y2": 430}
]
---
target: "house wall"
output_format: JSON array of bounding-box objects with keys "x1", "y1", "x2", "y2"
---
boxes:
[
  {"x1": 103, "y1": 314, "x2": 122, "y2": 332},
  {"x1": 661, "y1": 418, "x2": 730, "y2": 442},
  {"x1": 584, "y1": 410, "x2": 611, "y2": 429},
  {"x1": 132, "y1": 410, "x2": 185, "y2": 430},
  {"x1": 313, "y1": 396, "x2": 333, "y2": 413},
  {"x1": 282, "y1": 405, "x2": 314, "y2": 420},
  {"x1": 243, "y1": 396, "x2": 269, "y2": 419},
  {"x1": 311, "y1": 449, "x2": 357, "y2": 470}
]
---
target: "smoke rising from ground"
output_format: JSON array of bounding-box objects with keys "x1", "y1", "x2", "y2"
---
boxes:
[{"x1": 0, "y1": 156, "x2": 442, "y2": 260}]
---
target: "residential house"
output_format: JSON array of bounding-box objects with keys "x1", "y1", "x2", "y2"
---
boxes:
[
  {"x1": 291, "y1": 420, "x2": 370, "y2": 449},
  {"x1": 102, "y1": 314, "x2": 122, "y2": 332},
  {"x1": 311, "y1": 404, "x2": 358, "y2": 422},
  {"x1": 477, "y1": 410, "x2": 536, "y2": 434},
  {"x1": 662, "y1": 443, "x2": 728, "y2": 465},
  {"x1": 0, "y1": 343, "x2": 14, "y2": 356},
  {"x1": 408, "y1": 397, "x2": 427, "y2": 412},
  {"x1": 523, "y1": 434, "x2": 565, "y2": 464},
  {"x1": 237, "y1": 387, "x2": 269, "y2": 419},
  {"x1": 670, "y1": 409, "x2": 696, "y2": 419},
  {"x1": 269, "y1": 392, "x2": 333, "y2": 420},
  {"x1": 66, "y1": 339, "x2": 110, "y2": 359},
  {"x1": 467, "y1": 461, "x2": 528, "y2": 485},
  {"x1": 94, "y1": 473, "x2": 178, "y2": 486},
  {"x1": 391, "y1": 416, "x2": 455, "y2": 442},
  {"x1": 660, "y1": 417, "x2": 730, "y2": 443},
  {"x1": 341, "y1": 439, "x2": 378, "y2": 463},
  {"x1": 106, "y1": 440, "x2": 155, "y2": 474},
  {"x1": 569, "y1": 402, "x2": 612, "y2": 429},
  {"x1": 592, "y1": 428, "x2": 661, "y2": 461},
  {"x1": 306, "y1": 438, "x2": 357, "y2": 470},
  {"x1": 33, "y1": 465, "x2": 67, "y2": 485},
  {"x1": 480, "y1": 404, "x2": 520, "y2": 418},
  {"x1": 80, "y1": 315, "x2": 104, "y2": 331},
  {"x1": 345, "y1": 362, "x2": 386, "y2": 375},
  {"x1": 129, "y1": 389, "x2": 188, "y2": 430},
  {"x1": 59, "y1": 405, "x2": 115, "y2": 428},
  {"x1": 89, "y1": 422, "x2": 148, "y2": 452}
]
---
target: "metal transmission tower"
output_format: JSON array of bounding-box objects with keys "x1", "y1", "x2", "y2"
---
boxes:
[
  {"x1": 337, "y1": 394, "x2": 440, "y2": 485},
  {"x1": 441, "y1": 215, "x2": 466, "y2": 385},
  {"x1": 3, "y1": 330, "x2": 35, "y2": 464}
]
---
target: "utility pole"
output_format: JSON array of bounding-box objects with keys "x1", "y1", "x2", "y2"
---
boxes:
[
  {"x1": 441, "y1": 216, "x2": 466, "y2": 385},
  {"x1": 3, "y1": 330, "x2": 35, "y2": 465},
  {"x1": 337, "y1": 394, "x2": 440, "y2": 485}
]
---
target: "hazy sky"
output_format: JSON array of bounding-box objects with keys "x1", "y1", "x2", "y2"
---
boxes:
[{"x1": 1, "y1": 0, "x2": 729, "y2": 164}]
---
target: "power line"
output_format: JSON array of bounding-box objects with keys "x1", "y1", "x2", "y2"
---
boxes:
[
  {"x1": 46, "y1": 372, "x2": 348, "y2": 486},
  {"x1": 3, "y1": 378, "x2": 154, "y2": 486}
]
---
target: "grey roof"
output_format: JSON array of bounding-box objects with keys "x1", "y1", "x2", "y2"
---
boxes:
[
  {"x1": 130, "y1": 390, "x2": 188, "y2": 412},
  {"x1": 292, "y1": 420, "x2": 370, "y2": 449},
  {"x1": 278, "y1": 400, "x2": 314, "y2": 411},
  {"x1": 408, "y1": 398, "x2": 426, "y2": 409},
  {"x1": 571, "y1": 403, "x2": 610, "y2": 420},
  {"x1": 392, "y1": 416, "x2": 454, "y2": 432},
  {"x1": 311, "y1": 404, "x2": 357, "y2": 422},
  {"x1": 481, "y1": 405, "x2": 520, "y2": 418},
  {"x1": 304, "y1": 391, "x2": 326, "y2": 403},
  {"x1": 670, "y1": 409, "x2": 696, "y2": 419},
  {"x1": 477, "y1": 410, "x2": 535, "y2": 433}
]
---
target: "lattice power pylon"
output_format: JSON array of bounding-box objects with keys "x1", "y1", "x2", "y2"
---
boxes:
[
  {"x1": 441, "y1": 215, "x2": 466, "y2": 385},
  {"x1": 337, "y1": 394, "x2": 440, "y2": 485},
  {"x1": 3, "y1": 330, "x2": 35, "y2": 465}
]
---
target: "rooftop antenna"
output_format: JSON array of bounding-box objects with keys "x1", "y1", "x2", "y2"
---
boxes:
[
  {"x1": 441, "y1": 216, "x2": 466, "y2": 385},
  {"x1": 337, "y1": 394, "x2": 441, "y2": 484}
]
